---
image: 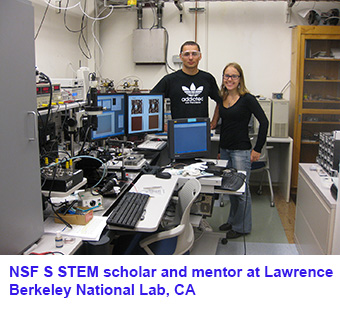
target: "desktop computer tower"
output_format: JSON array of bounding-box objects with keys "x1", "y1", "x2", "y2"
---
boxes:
[
  {"x1": 271, "y1": 99, "x2": 289, "y2": 138},
  {"x1": 254, "y1": 97, "x2": 272, "y2": 136}
]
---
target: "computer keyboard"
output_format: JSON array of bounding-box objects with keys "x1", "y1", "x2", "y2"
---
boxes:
[
  {"x1": 106, "y1": 192, "x2": 150, "y2": 228},
  {"x1": 221, "y1": 171, "x2": 246, "y2": 191},
  {"x1": 137, "y1": 140, "x2": 167, "y2": 150}
]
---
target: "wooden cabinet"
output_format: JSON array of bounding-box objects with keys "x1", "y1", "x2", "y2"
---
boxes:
[{"x1": 289, "y1": 26, "x2": 340, "y2": 189}]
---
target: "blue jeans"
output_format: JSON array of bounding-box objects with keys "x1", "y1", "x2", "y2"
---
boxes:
[{"x1": 220, "y1": 148, "x2": 252, "y2": 233}]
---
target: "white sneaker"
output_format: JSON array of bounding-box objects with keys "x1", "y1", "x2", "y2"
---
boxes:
[{"x1": 199, "y1": 218, "x2": 213, "y2": 232}]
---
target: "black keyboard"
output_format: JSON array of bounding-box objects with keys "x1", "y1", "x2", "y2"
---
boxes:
[
  {"x1": 106, "y1": 192, "x2": 150, "y2": 228},
  {"x1": 221, "y1": 172, "x2": 246, "y2": 191}
]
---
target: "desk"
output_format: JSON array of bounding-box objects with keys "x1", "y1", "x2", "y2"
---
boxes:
[
  {"x1": 150, "y1": 132, "x2": 293, "y2": 202},
  {"x1": 266, "y1": 137, "x2": 293, "y2": 202},
  {"x1": 210, "y1": 133, "x2": 293, "y2": 202},
  {"x1": 163, "y1": 160, "x2": 245, "y2": 222},
  {"x1": 165, "y1": 164, "x2": 245, "y2": 195},
  {"x1": 34, "y1": 160, "x2": 243, "y2": 254},
  {"x1": 34, "y1": 174, "x2": 178, "y2": 254},
  {"x1": 24, "y1": 234, "x2": 83, "y2": 255}
]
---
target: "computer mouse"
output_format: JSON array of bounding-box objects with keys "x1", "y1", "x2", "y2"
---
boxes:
[{"x1": 156, "y1": 171, "x2": 171, "y2": 179}]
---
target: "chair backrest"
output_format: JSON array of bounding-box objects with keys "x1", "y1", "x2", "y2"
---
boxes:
[
  {"x1": 174, "y1": 178, "x2": 201, "y2": 254},
  {"x1": 139, "y1": 178, "x2": 201, "y2": 255}
]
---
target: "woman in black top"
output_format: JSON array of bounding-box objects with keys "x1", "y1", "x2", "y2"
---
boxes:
[{"x1": 218, "y1": 62, "x2": 268, "y2": 238}]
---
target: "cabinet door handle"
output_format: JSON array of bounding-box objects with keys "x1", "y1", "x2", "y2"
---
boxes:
[{"x1": 27, "y1": 111, "x2": 37, "y2": 141}]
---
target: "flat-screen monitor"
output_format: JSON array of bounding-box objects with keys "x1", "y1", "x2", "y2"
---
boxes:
[
  {"x1": 168, "y1": 117, "x2": 211, "y2": 161},
  {"x1": 91, "y1": 93, "x2": 126, "y2": 140},
  {"x1": 126, "y1": 93, "x2": 164, "y2": 135}
]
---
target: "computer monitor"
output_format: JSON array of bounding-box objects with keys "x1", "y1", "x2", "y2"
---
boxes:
[
  {"x1": 168, "y1": 117, "x2": 211, "y2": 161},
  {"x1": 126, "y1": 93, "x2": 164, "y2": 135},
  {"x1": 91, "y1": 93, "x2": 126, "y2": 140}
]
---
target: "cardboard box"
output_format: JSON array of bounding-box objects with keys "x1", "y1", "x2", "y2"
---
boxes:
[{"x1": 54, "y1": 207, "x2": 93, "y2": 225}]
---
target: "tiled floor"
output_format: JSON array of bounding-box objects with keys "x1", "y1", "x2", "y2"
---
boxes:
[{"x1": 191, "y1": 185, "x2": 297, "y2": 255}]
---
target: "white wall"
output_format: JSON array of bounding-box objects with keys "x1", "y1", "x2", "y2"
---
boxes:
[
  {"x1": 31, "y1": 1, "x2": 340, "y2": 116},
  {"x1": 100, "y1": 2, "x2": 292, "y2": 94},
  {"x1": 98, "y1": 1, "x2": 340, "y2": 117},
  {"x1": 32, "y1": 0, "x2": 89, "y2": 77}
]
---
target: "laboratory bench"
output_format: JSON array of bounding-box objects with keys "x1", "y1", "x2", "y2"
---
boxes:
[
  {"x1": 30, "y1": 158, "x2": 245, "y2": 255},
  {"x1": 150, "y1": 131, "x2": 293, "y2": 202}
]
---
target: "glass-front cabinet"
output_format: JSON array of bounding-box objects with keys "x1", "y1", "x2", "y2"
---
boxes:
[{"x1": 290, "y1": 26, "x2": 340, "y2": 189}]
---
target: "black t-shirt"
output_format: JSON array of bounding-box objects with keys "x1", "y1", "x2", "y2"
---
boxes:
[
  {"x1": 151, "y1": 70, "x2": 222, "y2": 119},
  {"x1": 219, "y1": 93, "x2": 269, "y2": 153}
]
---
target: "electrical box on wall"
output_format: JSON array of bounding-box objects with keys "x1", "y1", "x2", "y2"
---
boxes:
[{"x1": 133, "y1": 28, "x2": 166, "y2": 64}]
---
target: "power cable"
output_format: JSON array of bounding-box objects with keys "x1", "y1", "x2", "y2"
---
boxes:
[{"x1": 34, "y1": 0, "x2": 51, "y2": 40}]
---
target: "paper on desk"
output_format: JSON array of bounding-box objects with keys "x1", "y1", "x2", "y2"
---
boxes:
[
  {"x1": 49, "y1": 193, "x2": 79, "y2": 204},
  {"x1": 141, "y1": 186, "x2": 165, "y2": 196},
  {"x1": 44, "y1": 216, "x2": 108, "y2": 241},
  {"x1": 165, "y1": 167, "x2": 214, "y2": 177}
]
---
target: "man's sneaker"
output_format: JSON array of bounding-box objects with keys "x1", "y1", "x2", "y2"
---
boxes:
[
  {"x1": 219, "y1": 223, "x2": 232, "y2": 231},
  {"x1": 226, "y1": 230, "x2": 247, "y2": 239},
  {"x1": 199, "y1": 219, "x2": 213, "y2": 232}
]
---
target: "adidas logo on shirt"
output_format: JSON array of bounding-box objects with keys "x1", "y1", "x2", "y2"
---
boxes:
[{"x1": 181, "y1": 83, "x2": 204, "y2": 104}]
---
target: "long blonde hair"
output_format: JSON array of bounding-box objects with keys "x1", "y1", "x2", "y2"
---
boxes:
[{"x1": 220, "y1": 62, "x2": 249, "y2": 100}]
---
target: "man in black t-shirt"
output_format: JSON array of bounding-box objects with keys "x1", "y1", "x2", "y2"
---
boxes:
[{"x1": 151, "y1": 41, "x2": 221, "y2": 129}]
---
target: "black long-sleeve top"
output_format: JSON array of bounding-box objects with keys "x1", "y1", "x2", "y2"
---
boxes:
[{"x1": 219, "y1": 93, "x2": 269, "y2": 153}]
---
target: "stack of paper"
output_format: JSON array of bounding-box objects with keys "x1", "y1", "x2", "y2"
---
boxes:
[{"x1": 44, "y1": 216, "x2": 108, "y2": 241}]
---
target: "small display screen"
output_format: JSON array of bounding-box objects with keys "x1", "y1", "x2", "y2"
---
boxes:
[
  {"x1": 91, "y1": 93, "x2": 126, "y2": 140},
  {"x1": 168, "y1": 118, "x2": 211, "y2": 160},
  {"x1": 126, "y1": 93, "x2": 164, "y2": 135}
]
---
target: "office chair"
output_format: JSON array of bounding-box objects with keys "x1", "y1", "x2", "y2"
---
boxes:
[
  {"x1": 139, "y1": 178, "x2": 201, "y2": 255},
  {"x1": 250, "y1": 136, "x2": 275, "y2": 207}
]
